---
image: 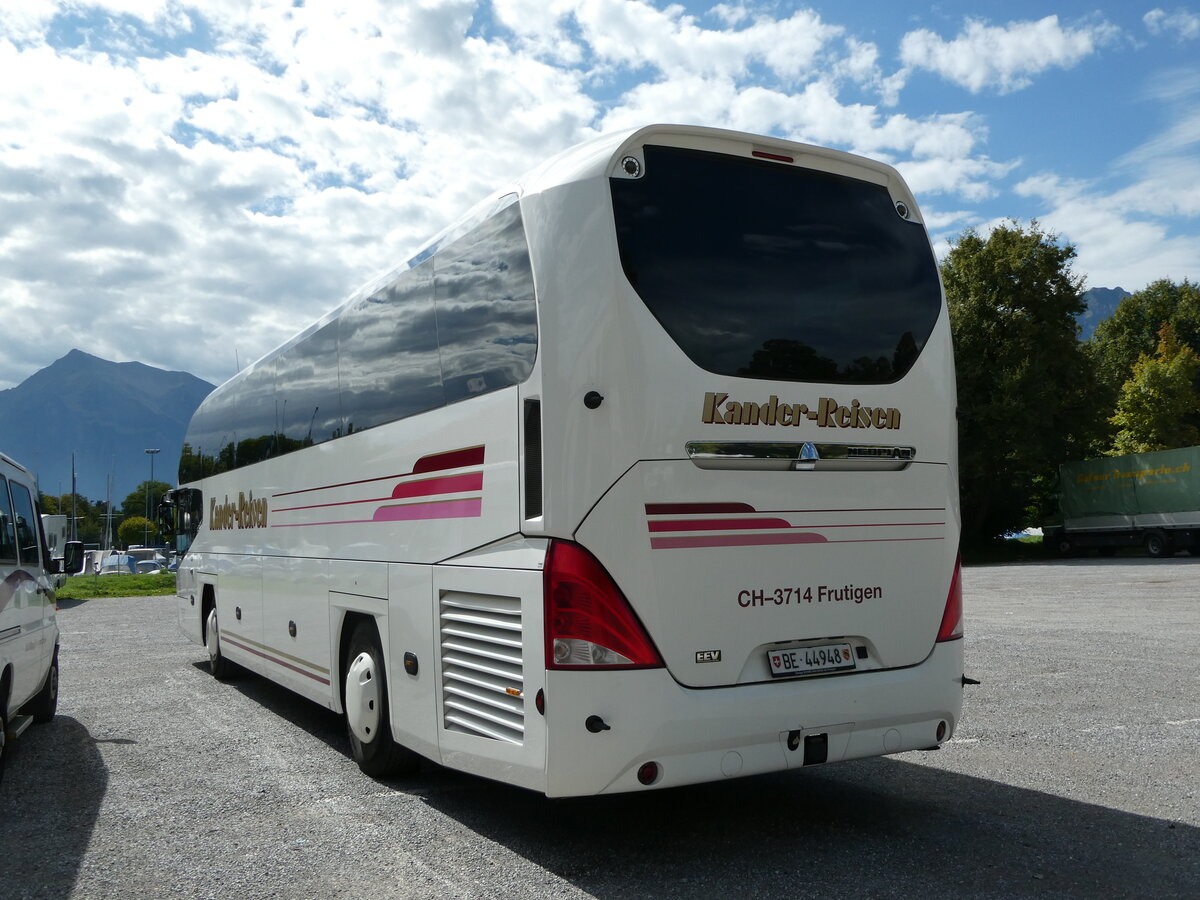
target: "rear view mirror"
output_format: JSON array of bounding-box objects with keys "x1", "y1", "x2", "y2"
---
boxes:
[{"x1": 62, "y1": 540, "x2": 84, "y2": 575}]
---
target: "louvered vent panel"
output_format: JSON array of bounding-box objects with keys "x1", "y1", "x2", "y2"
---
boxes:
[{"x1": 440, "y1": 591, "x2": 524, "y2": 745}]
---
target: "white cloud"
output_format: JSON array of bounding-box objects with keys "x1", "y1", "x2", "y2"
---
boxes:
[
  {"x1": 0, "y1": 1, "x2": 1071, "y2": 390},
  {"x1": 1016, "y1": 174, "x2": 1200, "y2": 288},
  {"x1": 1144, "y1": 8, "x2": 1200, "y2": 40},
  {"x1": 899, "y1": 15, "x2": 1120, "y2": 94}
]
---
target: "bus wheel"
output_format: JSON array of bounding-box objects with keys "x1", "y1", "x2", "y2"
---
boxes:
[
  {"x1": 344, "y1": 621, "x2": 418, "y2": 778},
  {"x1": 22, "y1": 649, "x2": 59, "y2": 723},
  {"x1": 205, "y1": 607, "x2": 236, "y2": 681},
  {"x1": 1145, "y1": 531, "x2": 1171, "y2": 558}
]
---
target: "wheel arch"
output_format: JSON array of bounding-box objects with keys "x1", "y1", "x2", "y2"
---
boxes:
[{"x1": 200, "y1": 583, "x2": 216, "y2": 644}]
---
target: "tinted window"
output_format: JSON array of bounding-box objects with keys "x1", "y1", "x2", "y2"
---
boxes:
[
  {"x1": 435, "y1": 202, "x2": 538, "y2": 403},
  {"x1": 10, "y1": 481, "x2": 40, "y2": 566},
  {"x1": 340, "y1": 259, "x2": 444, "y2": 433},
  {"x1": 0, "y1": 476, "x2": 17, "y2": 563},
  {"x1": 233, "y1": 361, "x2": 278, "y2": 467},
  {"x1": 276, "y1": 321, "x2": 344, "y2": 449},
  {"x1": 180, "y1": 200, "x2": 538, "y2": 481},
  {"x1": 611, "y1": 145, "x2": 942, "y2": 384}
]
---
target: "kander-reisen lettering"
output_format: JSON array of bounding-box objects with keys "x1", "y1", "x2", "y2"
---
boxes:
[
  {"x1": 702, "y1": 392, "x2": 901, "y2": 430},
  {"x1": 210, "y1": 491, "x2": 269, "y2": 530}
]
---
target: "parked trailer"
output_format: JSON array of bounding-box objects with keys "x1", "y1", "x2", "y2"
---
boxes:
[{"x1": 1044, "y1": 446, "x2": 1200, "y2": 557}]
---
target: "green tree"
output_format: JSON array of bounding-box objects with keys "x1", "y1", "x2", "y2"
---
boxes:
[
  {"x1": 1109, "y1": 323, "x2": 1200, "y2": 454},
  {"x1": 1087, "y1": 279, "x2": 1200, "y2": 447},
  {"x1": 118, "y1": 516, "x2": 158, "y2": 549},
  {"x1": 38, "y1": 492, "x2": 106, "y2": 545},
  {"x1": 1088, "y1": 280, "x2": 1200, "y2": 392},
  {"x1": 120, "y1": 480, "x2": 174, "y2": 522},
  {"x1": 942, "y1": 221, "x2": 1102, "y2": 547}
]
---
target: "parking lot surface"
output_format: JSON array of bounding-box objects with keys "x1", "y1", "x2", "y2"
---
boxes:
[{"x1": 1, "y1": 558, "x2": 1197, "y2": 899}]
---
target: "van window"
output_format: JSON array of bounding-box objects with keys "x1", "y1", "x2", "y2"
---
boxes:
[
  {"x1": 0, "y1": 476, "x2": 17, "y2": 563},
  {"x1": 10, "y1": 480, "x2": 40, "y2": 566}
]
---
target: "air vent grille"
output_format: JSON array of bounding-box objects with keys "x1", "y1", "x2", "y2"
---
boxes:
[{"x1": 440, "y1": 591, "x2": 524, "y2": 745}]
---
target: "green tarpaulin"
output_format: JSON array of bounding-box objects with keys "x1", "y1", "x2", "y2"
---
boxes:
[{"x1": 1060, "y1": 446, "x2": 1199, "y2": 519}]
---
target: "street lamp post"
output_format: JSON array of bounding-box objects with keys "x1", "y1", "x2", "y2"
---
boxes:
[{"x1": 144, "y1": 448, "x2": 160, "y2": 547}]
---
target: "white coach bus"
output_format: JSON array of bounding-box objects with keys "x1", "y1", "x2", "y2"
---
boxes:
[{"x1": 163, "y1": 125, "x2": 964, "y2": 797}]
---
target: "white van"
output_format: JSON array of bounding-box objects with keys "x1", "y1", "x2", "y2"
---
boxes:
[{"x1": 1, "y1": 452, "x2": 81, "y2": 783}]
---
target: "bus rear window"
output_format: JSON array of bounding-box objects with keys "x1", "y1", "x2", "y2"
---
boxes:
[{"x1": 611, "y1": 145, "x2": 942, "y2": 384}]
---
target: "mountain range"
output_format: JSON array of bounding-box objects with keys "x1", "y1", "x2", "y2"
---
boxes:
[
  {"x1": 0, "y1": 350, "x2": 214, "y2": 503},
  {"x1": 1079, "y1": 287, "x2": 1132, "y2": 339}
]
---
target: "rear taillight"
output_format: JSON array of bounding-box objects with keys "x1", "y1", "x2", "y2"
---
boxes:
[
  {"x1": 936, "y1": 554, "x2": 964, "y2": 642},
  {"x1": 544, "y1": 540, "x2": 664, "y2": 669}
]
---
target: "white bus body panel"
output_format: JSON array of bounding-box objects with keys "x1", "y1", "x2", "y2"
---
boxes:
[
  {"x1": 543, "y1": 639, "x2": 962, "y2": 797},
  {"x1": 177, "y1": 388, "x2": 521, "y2": 711}
]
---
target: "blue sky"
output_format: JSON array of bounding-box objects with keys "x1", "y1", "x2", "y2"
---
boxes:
[{"x1": 1, "y1": 1, "x2": 1197, "y2": 389}]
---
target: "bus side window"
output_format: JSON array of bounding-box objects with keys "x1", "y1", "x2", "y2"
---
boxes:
[{"x1": 435, "y1": 202, "x2": 537, "y2": 404}]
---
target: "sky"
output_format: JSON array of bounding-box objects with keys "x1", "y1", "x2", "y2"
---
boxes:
[{"x1": 1, "y1": 0, "x2": 1198, "y2": 391}]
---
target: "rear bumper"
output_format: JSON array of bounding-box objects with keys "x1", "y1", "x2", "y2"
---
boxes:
[{"x1": 543, "y1": 638, "x2": 964, "y2": 797}]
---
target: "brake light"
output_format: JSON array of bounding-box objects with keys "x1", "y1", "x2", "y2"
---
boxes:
[
  {"x1": 936, "y1": 554, "x2": 964, "y2": 642},
  {"x1": 544, "y1": 540, "x2": 664, "y2": 669}
]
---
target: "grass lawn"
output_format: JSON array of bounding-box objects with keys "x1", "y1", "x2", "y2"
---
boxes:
[{"x1": 57, "y1": 572, "x2": 177, "y2": 600}]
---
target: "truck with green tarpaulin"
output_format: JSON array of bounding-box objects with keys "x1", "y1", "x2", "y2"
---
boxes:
[{"x1": 1044, "y1": 445, "x2": 1200, "y2": 557}]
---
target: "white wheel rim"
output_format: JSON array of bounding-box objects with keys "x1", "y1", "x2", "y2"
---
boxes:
[
  {"x1": 346, "y1": 650, "x2": 381, "y2": 743},
  {"x1": 206, "y1": 609, "x2": 220, "y2": 663}
]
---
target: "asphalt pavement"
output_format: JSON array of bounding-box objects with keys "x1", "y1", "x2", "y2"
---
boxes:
[{"x1": 1, "y1": 557, "x2": 1197, "y2": 899}]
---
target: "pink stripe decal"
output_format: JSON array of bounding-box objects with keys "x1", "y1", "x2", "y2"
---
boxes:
[
  {"x1": 392, "y1": 471, "x2": 482, "y2": 499},
  {"x1": 645, "y1": 502, "x2": 756, "y2": 515},
  {"x1": 648, "y1": 517, "x2": 792, "y2": 533},
  {"x1": 651, "y1": 532, "x2": 828, "y2": 549},
  {"x1": 372, "y1": 497, "x2": 482, "y2": 522}
]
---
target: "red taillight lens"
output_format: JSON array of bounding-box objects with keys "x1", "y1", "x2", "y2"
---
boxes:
[
  {"x1": 544, "y1": 540, "x2": 664, "y2": 669},
  {"x1": 936, "y1": 554, "x2": 964, "y2": 642}
]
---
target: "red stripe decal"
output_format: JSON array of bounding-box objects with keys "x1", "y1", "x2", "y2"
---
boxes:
[
  {"x1": 413, "y1": 446, "x2": 485, "y2": 474},
  {"x1": 372, "y1": 498, "x2": 482, "y2": 522},
  {"x1": 651, "y1": 533, "x2": 828, "y2": 549},
  {"x1": 274, "y1": 446, "x2": 486, "y2": 498},
  {"x1": 221, "y1": 636, "x2": 331, "y2": 685},
  {"x1": 645, "y1": 502, "x2": 756, "y2": 515},
  {"x1": 651, "y1": 534, "x2": 945, "y2": 550},
  {"x1": 391, "y1": 471, "x2": 482, "y2": 499},
  {"x1": 648, "y1": 517, "x2": 792, "y2": 533}
]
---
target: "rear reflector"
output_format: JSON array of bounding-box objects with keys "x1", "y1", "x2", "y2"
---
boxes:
[
  {"x1": 936, "y1": 554, "x2": 964, "y2": 642},
  {"x1": 544, "y1": 540, "x2": 664, "y2": 669}
]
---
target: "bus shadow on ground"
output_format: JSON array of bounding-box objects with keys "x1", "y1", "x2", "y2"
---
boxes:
[
  {"x1": 0, "y1": 716, "x2": 108, "y2": 899},
  {"x1": 414, "y1": 756, "x2": 1200, "y2": 900},
  {"x1": 190, "y1": 660, "x2": 351, "y2": 754}
]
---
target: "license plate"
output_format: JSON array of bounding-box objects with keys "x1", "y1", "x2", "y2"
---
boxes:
[{"x1": 768, "y1": 642, "x2": 856, "y2": 677}]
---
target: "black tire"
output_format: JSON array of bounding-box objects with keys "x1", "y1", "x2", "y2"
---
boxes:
[
  {"x1": 22, "y1": 648, "x2": 59, "y2": 723},
  {"x1": 205, "y1": 606, "x2": 237, "y2": 681},
  {"x1": 1145, "y1": 531, "x2": 1171, "y2": 559},
  {"x1": 344, "y1": 621, "x2": 418, "y2": 778},
  {"x1": 0, "y1": 708, "x2": 8, "y2": 785}
]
